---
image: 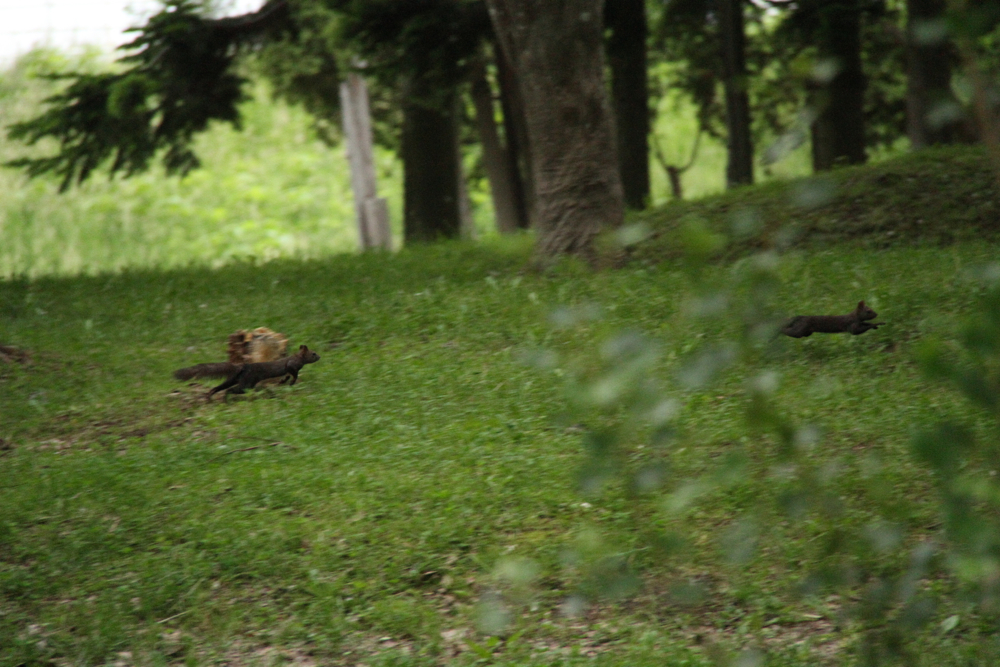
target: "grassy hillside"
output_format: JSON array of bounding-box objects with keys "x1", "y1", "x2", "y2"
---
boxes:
[
  {"x1": 2, "y1": 148, "x2": 999, "y2": 666},
  {"x1": 635, "y1": 145, "x2": 1000, "y2": 261}
]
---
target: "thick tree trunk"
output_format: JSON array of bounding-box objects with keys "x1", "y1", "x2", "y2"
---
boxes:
[
  {"x1": 605, "y1": 0, "x2": 650, "y2": 209},
  {"x1": 470, "y1": 60, "x2": 523, "y2": 234},
  {"x1": 906, "y1": 0, "x2": 961, "y2": 148},
  {"x1": 717, "y1": 0, "x2": 754, "y2": 187},
  {"x1": 402, "y1": 91, "x2": 462, "y2": 243},
  {"x1": 811, "y1": 0, "x2": 867, "y2": 171},
  {"x1": 485, "y1": 0, "x2": 625, "y2": 258},
  {"x1": 494, "y1": 43, "x2": 532, "y2": 229}
]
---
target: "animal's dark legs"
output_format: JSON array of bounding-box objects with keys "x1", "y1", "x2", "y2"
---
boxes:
[{"x1": 208, "y1": 374, "x2": 241, "y2": 401}]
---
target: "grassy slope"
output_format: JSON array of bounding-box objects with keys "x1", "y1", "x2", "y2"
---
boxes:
[
  {"x1": 635, "y1": 145, "x2": 1000, "y2": 259},
  {"x1": 1, "y1": 148, "x2": 998, "y2": 666}
]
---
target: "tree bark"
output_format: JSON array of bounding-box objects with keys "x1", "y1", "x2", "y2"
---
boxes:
[
  {"x1": 605, "y1": 0, "x2": 650, "y2": 209},
  {"x1": 485, "y1": 0, "x2": 625, "y2": 258},
  {"x1": 470, "y1": 60, "x2": 523, "y2": 234},
  {"x1": 717, "y1": 0, "x2": 754, "y2": 187},
  {"x1": 402, "y1": 90, "x2": 463, "y2": 243},
  {"x1": 811, "y1": 0, "x2": 867, "y2": 171},
  {"x1": 906, "y1": 0, "x2": 961, "y2": 148}
]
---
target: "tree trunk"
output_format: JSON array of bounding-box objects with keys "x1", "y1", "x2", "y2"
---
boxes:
[
  {"x1": 605, "y1": 0, "x2": 650, "y2": 209},
  {"x1": 906, "y1": 0, "x2": 961, "y2": 148},
  {"x1": 485, "y1": 0, "x2": 625, "y2": 258},
  {"x1": 811, "y1": 0, "x2": 867, "y2": 171},
  {"x1": 470, "y1": 60, "x2": 523, "y2": 234},
  {"x1": 494, "y1": 42, "x2": 532, "y2": 229},
  {"x1": 402, "y1": 90, "x2": 462, "y2": 243},
  {"x1": 717, "y1": 0, "x2": 753, "y2": 187}
]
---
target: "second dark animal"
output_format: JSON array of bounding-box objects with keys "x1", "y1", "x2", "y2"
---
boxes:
[
  {"x1": 781, "y1": 301, "x2": 884, "y2": 338},
  {"x1": 208, "y1": 345, "x2": 320, "y2": 401}
]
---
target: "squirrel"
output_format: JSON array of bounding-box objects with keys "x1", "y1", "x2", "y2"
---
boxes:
[
  {"x1": 174, "y1": 361, "x2": 241, "y2": 381},
  {"x1": 780, "y1": 301, "x2": 885, "y2": 338},
  {"x1": 174, "y1": 327, "x2": 289, "y2": 381},
  {"x1": 206, "y1": 345, "x2": 320, "y2": 401}
]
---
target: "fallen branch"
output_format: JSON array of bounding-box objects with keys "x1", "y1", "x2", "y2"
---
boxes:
[
  {"x1": 0, "y1": 345, "x2": 31, "y2": 365},
  {"x1": 651, "y1": 128, "x2": 702, "y2": 201},
  {"x1": 208, "y1": 441, "x2": 283, "y2": 462},
  {"x1": 156, "y1": 609, "x2": 193, "y2": 624}
]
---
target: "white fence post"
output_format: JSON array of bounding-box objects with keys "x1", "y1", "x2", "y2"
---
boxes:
[{"x1": 340, "y1": 73, "x2": 392, "y2": 250}]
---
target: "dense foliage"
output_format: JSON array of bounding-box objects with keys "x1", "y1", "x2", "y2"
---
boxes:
[
  {"x1": 6, "y1": 0, "x2": 292, "y2": 190},
  {"x1": 5, "y1": 0, "x2": 985, "y2": 252}
]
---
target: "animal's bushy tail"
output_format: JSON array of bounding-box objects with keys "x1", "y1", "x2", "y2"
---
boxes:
[{"x1": 173, "y1": 362, "x2": 241, "y2": 381}]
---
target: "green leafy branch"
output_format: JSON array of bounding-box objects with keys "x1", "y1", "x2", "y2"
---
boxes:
[{"x1": 5, "y1": 0, "x2": 291, "y2": 190}]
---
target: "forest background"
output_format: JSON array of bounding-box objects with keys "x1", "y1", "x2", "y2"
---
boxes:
[{"x1": 0, "y1": 0, "x2": 928, "y2": 278}]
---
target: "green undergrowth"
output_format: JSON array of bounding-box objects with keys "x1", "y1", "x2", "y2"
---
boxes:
[
  {"x1": 634, "y1": 145, "x2": 1000, "y2": 262},
  {"x1": 0, "y1": 52, "x2": 400, "y2": 278},
  {"x1": 2, "y1": 150, "x2": 1000, "y2": 666}
]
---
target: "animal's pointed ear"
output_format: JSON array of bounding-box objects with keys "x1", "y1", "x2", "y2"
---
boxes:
[
  {"x1": 299, "y1": 345, "x2": 308, "y2": 352},
  {"x1": 857, "y1": 301, "x2": 866, "y2": 309}
]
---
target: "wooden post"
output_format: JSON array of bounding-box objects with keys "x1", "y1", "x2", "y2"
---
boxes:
[
  {"x1": 362, "y1": 198, "x2": 391, "y2": 248},
  {"x1": 340, "y1": 73, "x2": 392, "y2": 250}
]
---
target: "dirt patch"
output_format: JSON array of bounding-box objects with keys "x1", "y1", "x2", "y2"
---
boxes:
[
  {"x1": 0, "y1": 344, "x2": 31, "y2": 365},
  {"x1": 29, "y1": 415, "x2": 196, "y2": 453},
  {"x1": 214, "y1": 643, "x2": 319, "y2": 667},
  {"x1": 168, "y1": 386, "x2": 213, "y2": 407}
]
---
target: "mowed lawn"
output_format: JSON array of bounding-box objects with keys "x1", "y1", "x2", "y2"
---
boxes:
[{"x1": 2, "y1": 222, "x2": 995, "y2": 667}]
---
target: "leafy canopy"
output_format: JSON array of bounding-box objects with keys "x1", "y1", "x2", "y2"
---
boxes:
[{"x1": 5, "y1": 0, "x2": 291, "y2": 191}]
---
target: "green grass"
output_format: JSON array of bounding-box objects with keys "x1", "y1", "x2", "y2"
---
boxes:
[
  {"x1": 635, "y1": 144, "x2": 1000, "y2": 261},
  {"x1": 4, "y1": 140, "x2": 1000, "y2": 665}
]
